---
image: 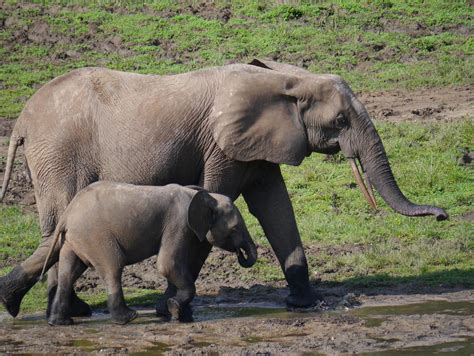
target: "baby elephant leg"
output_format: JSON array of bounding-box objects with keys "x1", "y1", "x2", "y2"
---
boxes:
[
  {"x1": 160, "y1": 242, "x2": 211, "y2": 322},
  {"x1": 48, "y1": 244, "x2": 87, "y2": 326},
  {"x1": 155, "y1": 282, "x2": 176, "y2": 320},
  {"x1": 166, "y1": 274, "x2": 196, "y2": 323},
  {"x1": 100, "y1": 267, "x2": 137, "y2": 325}
]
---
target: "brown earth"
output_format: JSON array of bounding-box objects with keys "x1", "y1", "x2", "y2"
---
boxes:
[
  {"x1": 358, "y1": 85, "x2": 473, "y2": 122},
  {"x1": 0, "y1": 87, "x2": 473, "y2": 354}
]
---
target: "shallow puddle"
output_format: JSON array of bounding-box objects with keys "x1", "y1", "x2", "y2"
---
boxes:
[
  {"x1": 193, "y1": 302, "x2": 291, "y2": 321},
  {"x1": 351, "y1": 300, "x2": 474, "y2": 329},
  {"x1": 353, "y1": 300, "x2": 474, "y2": 355},
  {"x1": 353, "y1": 300, "x2": 474, "y2": 317},
  {"x1": 131, "y1": 342, "x2": 171, "y2": 355},
  {"x1": 360, "y1": 336, "x2": 474, "y2": 356}
]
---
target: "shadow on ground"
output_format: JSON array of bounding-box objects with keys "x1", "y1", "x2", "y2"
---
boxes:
[{"x1": 97, "y1": 268, "x2": 474, "y2": 313}]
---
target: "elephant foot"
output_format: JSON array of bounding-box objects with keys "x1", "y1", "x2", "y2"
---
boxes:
[
  {"x1": 48, "y1": 315, "x2": 74, "y2": 326},
  {"x1": 70, "y1": 292, "x2": 92, "y2": 317},
  {"x1": 285, "y1": 287, "x2": 322, "y2": 309},
  {"x1": 155, "y1": 300, "x2": 171, "y2": 322},
  {"x1": 156, "y1": 314, "x2": 171, "y2": 322},
  {"x1": 0, "y1": 293, "x2": 22, "y2": 318},
  {"x1": 111, "y1": 308, "x2": 138, "y2": 325},
  {"x1": 167, "y1": 298, "x2": 193, "y2": 323},
  {"x1": 47, "y1": 288, "x2": 92, "y2": 318},
  {"x1": 0, "y1": 266, "x2": 35, "y2": 317}
]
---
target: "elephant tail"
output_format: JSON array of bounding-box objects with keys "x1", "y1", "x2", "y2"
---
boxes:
[
  {"x1": 0, "y1": 134, "x2": 24, "y2": 202},
  {"x1": 39, "y1": 221, "x2": 67, "y2": 282}
]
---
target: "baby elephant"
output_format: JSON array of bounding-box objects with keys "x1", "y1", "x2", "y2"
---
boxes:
[{"x1": 42, "y1": 182, "x2": 257, "y2": 325}]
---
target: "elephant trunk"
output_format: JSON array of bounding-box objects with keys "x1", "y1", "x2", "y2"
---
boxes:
[
  {"x1": 237, "y1": 232, "x2": 258, "y2": 268},
  {"x1": 347, "y1": 107, "x2": 448, "y2": 221}
]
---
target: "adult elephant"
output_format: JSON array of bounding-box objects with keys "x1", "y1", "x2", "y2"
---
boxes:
[{"x1": 0, "y1": 59, "x2": 447, "y2": 317}]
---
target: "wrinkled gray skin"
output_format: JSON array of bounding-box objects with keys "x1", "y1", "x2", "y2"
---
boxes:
[
  {"x1": 0, "y1": 59, "x2": 448, "y2": 317},
  {"x1": 47, "y1": 182, "x2": 257, "y2": 325}
]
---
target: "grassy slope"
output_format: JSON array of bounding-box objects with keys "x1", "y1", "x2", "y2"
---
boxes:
[
  {"x1": 0, "y1": 0, "x2": 472, "y2": 118},
  {"x1": 0, "y1": 1, "x2": 473, "y2": 311}
]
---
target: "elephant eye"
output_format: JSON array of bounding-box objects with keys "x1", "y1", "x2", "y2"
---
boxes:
[{"x1": 334, "y1": 114, "x2": 347, "y2": 128}]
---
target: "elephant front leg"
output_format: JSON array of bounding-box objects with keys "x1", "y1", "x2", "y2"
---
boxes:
[
  {"x1": 155, "y1": 282, "x2": 176, "y2": 320},
  {"x1": 156, "y1": 237, "x2": 212, "y2": 321},
  {"x1": 164, "y1": 271, "x2": 196, "y2": 323},
  {"x1": 243, "y1": 165, "x2": 320, "y2": 308}
]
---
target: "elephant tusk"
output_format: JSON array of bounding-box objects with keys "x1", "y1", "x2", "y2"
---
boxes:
[
  {"x1": 361, "y1": 164, "x2": 377, "y2": 209},
  {"x1": 348, "y1": 158, "x2": 377, "y2": 210}
]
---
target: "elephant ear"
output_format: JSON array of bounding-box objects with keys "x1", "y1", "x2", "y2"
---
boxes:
[
  {"x1": 211, "y1": 70, "x2": 308, "y2": 166},
  {"x1": 249, "y1": 59, "x2": 311, "y2": 76},
  {"x1": 187, "y1": 190, "x2": 217, "y2": 242}
]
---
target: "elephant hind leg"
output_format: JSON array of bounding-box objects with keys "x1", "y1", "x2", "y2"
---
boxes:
[
  {"x1": 0, "y1": 226, "x2": 67, "y2": 318},
  {"x1": 31, "y1": 197, "x2": 92, "y2": 318},
  {"x1": 98, "y1": 266, "x2": 137, "y2": 325},
  {"x1": 48, "y1": 244, "x2": 87, "y2": 326},
  {"x1": 33, "y1": 180, "x2": 94, "y2": 317},
  {"x1": 46, "y1": 264, "x2": 92, "y2": 318},
  {"x1": 0, "y1": 265, "x2": 37, "y2": 317}
]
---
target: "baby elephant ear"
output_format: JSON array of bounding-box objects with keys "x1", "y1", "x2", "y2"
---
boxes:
[{"x1": 187, "y1": 191, "x2": 217, "y2": 242}]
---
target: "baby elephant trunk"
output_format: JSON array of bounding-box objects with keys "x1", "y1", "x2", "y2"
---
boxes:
[{"x1": 236, "y1": 235, "x2": 257, "y2": 268}]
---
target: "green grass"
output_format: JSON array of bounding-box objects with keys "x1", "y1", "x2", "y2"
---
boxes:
[
  {"x1": 0, "y1": 276, "x2": 162, "y2": 314},
  {"x1": 0, "y1": 206, "x2": 41, "y2": 265},
  {"x1": 0, "y1": 1, "x2": 472, "y2": 313},
  {"x1": 0, "y1": 0, "x2": 472, "y2": 117}
]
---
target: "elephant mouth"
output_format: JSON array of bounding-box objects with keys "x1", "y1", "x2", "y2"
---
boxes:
[{"x1": 314, "y1": 144, "x2": 341, "y2": 155}]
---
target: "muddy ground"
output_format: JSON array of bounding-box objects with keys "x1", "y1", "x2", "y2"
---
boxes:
[
  {"x1": 0, "y1": 291, "x2": 473, "y2": 354},
  {"x1": 0, "y1": 87, "x2": 473, "y2": 354}
]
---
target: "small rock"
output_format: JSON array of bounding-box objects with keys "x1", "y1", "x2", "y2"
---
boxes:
[
  {"x1": 110, "y1": 35, "x2": 122, "y2": 47},
  {"x1": 381, "y1": 108, "x2": 394, "y2": 117},
  {"x1": 336, "y1": 293, "x2": 360, "y2": 309},
  {"x1": 65, "y1": 50, "x2": 81, "y2": 58},
  {"x1": 4, "y1": 17, "x2": 19, "y2": 28}
]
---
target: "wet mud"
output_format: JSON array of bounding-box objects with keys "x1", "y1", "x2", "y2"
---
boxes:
[{"x1": 0, "y1": 291, "x2": 472, "y2": 354}]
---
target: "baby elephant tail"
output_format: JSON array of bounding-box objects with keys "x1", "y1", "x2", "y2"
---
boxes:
[
  {"x1": 39, "y1": 221, "x2": 67, "y2": 282},
  {"x1": 0, "y1": 136, "x2": 24, "y2": 202}
]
